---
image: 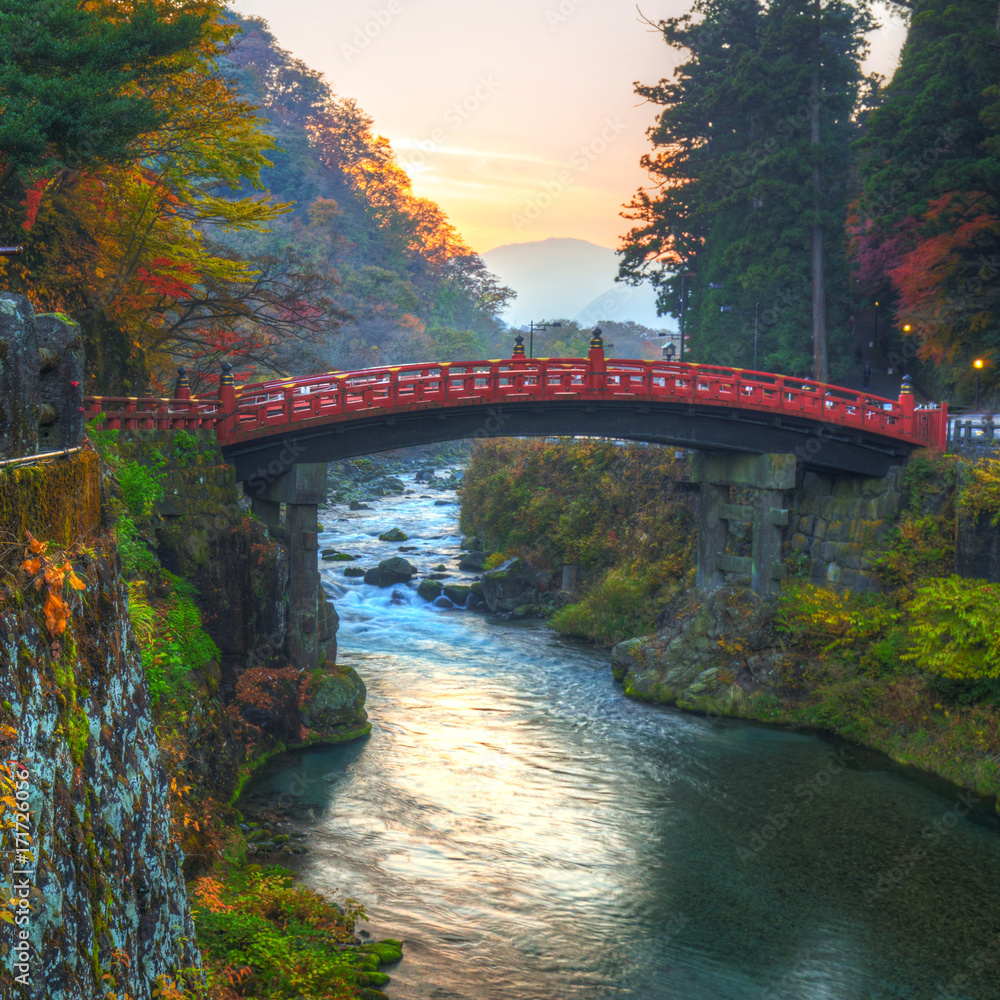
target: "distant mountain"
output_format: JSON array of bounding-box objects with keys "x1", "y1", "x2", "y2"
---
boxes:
[{"x1": 482, "y1": 238, "x2": 674, "y2": 333}]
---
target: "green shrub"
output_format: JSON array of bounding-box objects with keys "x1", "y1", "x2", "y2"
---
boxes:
[
  {"x1": 117, "y1": 461, "x2": 164, "y2": 517},
  {"x1": 903, "y1": 575, "x2": 1000, "y2": 679},
  {"x1": 117, "y1": 516, "x2": 159, "y2": 577},
  {"x1": 777, "y1": 582, "x2": 899, "y2": 657},
  {"x1": 551, "y1": 562, "x2": 685, "y2": 646}
]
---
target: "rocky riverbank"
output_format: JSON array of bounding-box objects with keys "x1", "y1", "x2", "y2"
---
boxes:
[{"x1": 458, "y1": 439, "x2": 1000, "y2": 816}]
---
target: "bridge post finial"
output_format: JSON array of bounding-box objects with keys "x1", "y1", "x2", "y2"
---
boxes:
[
  {"x1": 588, "y1": 326, "x2": 606, "y2": 389},
  {"x1": 512, "y1": 333, "x2": 526, "y2": 370},
  {"x1": 218, "y1": 361, "x2": 236, "y2": 439},
  {"x1": 175, "y1": 367, "x2": 190, "y2": 402},
  {"x1": 898, "y1": 373, "x2": 915, "y2": 435}
]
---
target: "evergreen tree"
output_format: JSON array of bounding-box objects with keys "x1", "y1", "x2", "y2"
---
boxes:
[
  {"x1": 619, "y1": 0, "x2": 873, "y2": 380},
  {"x1": 852, "y1": 0, "x2": 1000, "y2": 397}
]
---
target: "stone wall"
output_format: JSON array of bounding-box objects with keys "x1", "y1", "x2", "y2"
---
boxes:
[
  {"x1": 785, "y1": 465, "x2": 905, "y2": 590},
  {"x1": 0, "y1": 295, "x2": 84, "y2": 460}
]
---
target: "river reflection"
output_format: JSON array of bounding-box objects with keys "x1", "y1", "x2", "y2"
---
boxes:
[{"x1": 242, "y1": 478, "x2": 1000, "y2": 1000}]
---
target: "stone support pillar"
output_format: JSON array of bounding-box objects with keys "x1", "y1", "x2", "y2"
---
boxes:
[
  {"x1": 246, "y1": 463, "x2": 330, "y2": 669},
  {"x1": 691, "y1": 451, "x2": 795, "y2": 595},
  {"x1": 696, "y1": 482, "x2": 728, "y2": 590}
]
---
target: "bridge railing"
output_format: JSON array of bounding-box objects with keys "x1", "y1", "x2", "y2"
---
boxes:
[
  {"x1": 83, "y1": 353, "x2": 949, "y2": 451},
  {"x1": 226, "y1": 358, "x2": 947, "y2": 449},
  {"x1": 84, "y1": 396, "x2": 224, "y2": 430}
]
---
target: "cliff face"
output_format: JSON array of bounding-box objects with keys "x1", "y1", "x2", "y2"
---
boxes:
[{"x1": 0, "y1": 452, "x2": 198, "y2": 999}]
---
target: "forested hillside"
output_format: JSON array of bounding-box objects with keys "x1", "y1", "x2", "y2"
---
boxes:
[{"x1": 0, "y1": 3, "x2": 514, "y2": 395}]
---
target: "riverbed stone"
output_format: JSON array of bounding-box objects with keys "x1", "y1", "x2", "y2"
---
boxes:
[
  {"x1": 417, "y1": 579, "x2": 443, "y2": 601},
  {"x1": 480, "y1": 557, "x2": 539, "y2": 613},
  {"x1": 364, "y1": 556, "x2": 417, "y2": 587},
  {"x1": 443, "y1": 583, "x2": 472, "y2": 606},
  {"x1": 458, "y1": 549, "x2": 486, "y2": 571},
  {"x1": 378, "y1": 527, "x2": 408, "y2": 542}
]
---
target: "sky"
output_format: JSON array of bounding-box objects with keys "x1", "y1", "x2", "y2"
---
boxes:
[{"x1": 233, "y1": 0, "x2": 910, "y2": 256}]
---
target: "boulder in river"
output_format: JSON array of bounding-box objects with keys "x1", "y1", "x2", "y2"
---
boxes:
[
  {"x1": 459, "y1": 535, "x2": 482, "y2": 551},
  {"x1": 364, "y1": 556, "x2": 417, "y2": 587},
  {"x1": 417, "y1": 579, "x2": 444, "y2": 601},
  {"x1": 480, "y1": 558, "x2": 539, "y2": 613},
  {"x1": 302, "y1": 663, "x2": 368, "y2": 734},
  {"x1": 321, "y1": 549, "x2": 356, "y2": 561},
  {"x1": 349, "y1": 501, "x2": 370, "y2": 510},
  {"x1": 442, "y1": 584, "x2": 471, "y2": 607},
  {"x1": 344, "y1": 566, "x2": 365, "y2": 578},
  {"x1": 378, "y1": 527, "x2": 408, "y2": 542},
  {"x1": 458, "y1": 550, "x2": 486, "y2": 572}
]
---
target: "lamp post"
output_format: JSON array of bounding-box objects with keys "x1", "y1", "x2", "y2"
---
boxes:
[
  {"x1": 753, "y1": 301, "x2": 760, "y2": 371},
  {"x1": 663, "y1": 340, "x2": 676, "y2": 363},
  {"x1": 529, "y1": 320, "x2": 562, "y2": 359},
  {"x1": 975, "y1": 358, "x2": 984, "y2": 411},
  {"x1": 679, "y1": 272, "x2": 694, "y2": 361}
]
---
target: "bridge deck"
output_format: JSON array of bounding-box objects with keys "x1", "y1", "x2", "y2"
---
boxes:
[{"x1": 85, "y1": 356, "x2": 948, "y2": 480}]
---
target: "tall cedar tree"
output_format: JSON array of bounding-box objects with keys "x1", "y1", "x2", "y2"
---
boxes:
[
  {"x1": 619, "y1": 0, "x2": 873, "y2": 380},
  {"x1": 852, "y1": 0, "x2": 1000, "y2": 400}
]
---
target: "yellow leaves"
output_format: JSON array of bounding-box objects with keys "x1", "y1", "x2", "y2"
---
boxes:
[{"x1": 18, "y1": 531, "x2": 87, "y2": 637}]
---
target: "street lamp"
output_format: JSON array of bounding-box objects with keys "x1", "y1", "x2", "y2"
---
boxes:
[
  {"x1": 663, "y1": 340, "x2": 676, "y2": 363},
  {"x1": 975, "y1": 358, "x2": 984, "y2": 411},
  {"x1": 529, "y1": 320, "x2": 562, "y2": 359},
  {"x1": 678, "y1": 272, "x2": 695, "y2": 361}
]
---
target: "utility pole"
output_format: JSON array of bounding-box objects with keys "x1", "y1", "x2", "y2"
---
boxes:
[{"x1": 810, "y1": 0, "x2": 829, "y2": 382}]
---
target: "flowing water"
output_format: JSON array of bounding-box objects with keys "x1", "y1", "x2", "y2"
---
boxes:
[{"x1": 243, "y1": 475, "x2": 1000, "y2": 1000}]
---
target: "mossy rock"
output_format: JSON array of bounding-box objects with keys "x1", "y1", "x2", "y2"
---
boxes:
[
  {"x1": 321, "y1": 549, "x2": 357, "y2": 561},
  {"x1": 378, "y1": 527, "x2": 408, "y2": 542},
  {"x1": 363, "y1": 939, "x2": 403, "y2": 965},
  {"x1": 367, "y1": 971, "x2": 391, "y2": 987},
  {"x1": 443, "y1": 584, "x2": 471, "y2": 606},
  {"x1": 417, "y1": 579, "x2": 444, "y2": 601},
  {"x1": 303, "y1": 665, "x2": 367, "y2": 732},
  {"x1": 357, "y1": 990, "x2": 389, "y2": 1000},
  {"x1": 344, "y1": 566, "x2": 366, "y2": 578}
]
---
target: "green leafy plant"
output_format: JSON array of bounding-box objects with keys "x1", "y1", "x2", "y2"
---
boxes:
[
  {"x1": 903, "y1": 575, "x2": 1000, "y2": 679},
  {"x1": 118, "y1": 461, "x2": 165, "y2": 517}
]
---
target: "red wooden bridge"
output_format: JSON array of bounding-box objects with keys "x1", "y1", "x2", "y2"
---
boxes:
[{"x1": 85, "y1": 335, "x2": 947, "y2": 482}]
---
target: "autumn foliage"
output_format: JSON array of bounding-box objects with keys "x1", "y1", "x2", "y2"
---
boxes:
[{"x1": 19, "y1": 531, "x2": 86, "y2": 636}]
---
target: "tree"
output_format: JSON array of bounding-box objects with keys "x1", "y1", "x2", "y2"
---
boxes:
[
  {"x1": 852, "y1": 0, "x2": 1000, "y2": 395},
  {"x1": 0, "y1": 0, "x2": 208, "y2": 190},
  {"x1": 619, "y1": 0, "x2": 874, "y2": 380}
]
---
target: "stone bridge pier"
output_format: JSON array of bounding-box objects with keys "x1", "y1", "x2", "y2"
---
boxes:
[
  {"x1": 692, "y1": 451, "x2": 796, "y2": 596},
  {"x1": 245, "y1": 463, "x2": 337, "y2": 669}
]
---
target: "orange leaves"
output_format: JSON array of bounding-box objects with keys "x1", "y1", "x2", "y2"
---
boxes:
[
  {"x1": 18, "y1": 532, "x2": 87, "y2": 637},
  {"x1": 191, "y1": 876, "x2": 236, "y2": 914}
]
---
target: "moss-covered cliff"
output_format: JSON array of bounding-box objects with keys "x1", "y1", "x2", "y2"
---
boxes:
[{"x1": 0, "y1": 451, "x2": 199, "y2": 999}]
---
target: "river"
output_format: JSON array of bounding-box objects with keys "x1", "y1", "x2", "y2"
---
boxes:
[{"x1": 242, "y1": 473, "x2": 1000, "y2": 1000}]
